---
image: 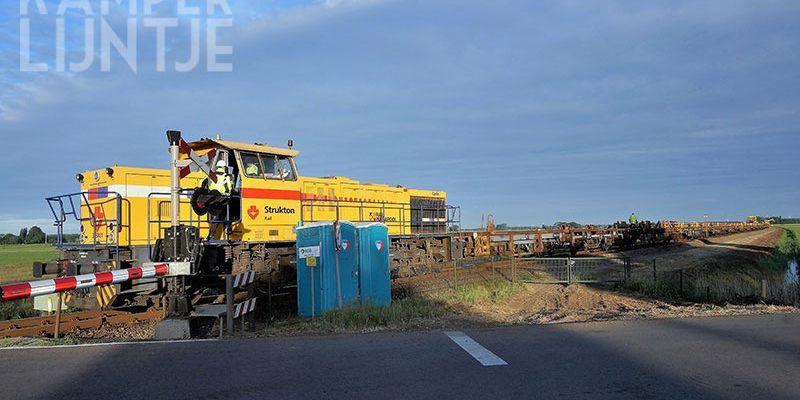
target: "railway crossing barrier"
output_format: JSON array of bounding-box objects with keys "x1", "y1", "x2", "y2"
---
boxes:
[{"x1": 0, "y1": 264, "x2": 169, "y2": 302}]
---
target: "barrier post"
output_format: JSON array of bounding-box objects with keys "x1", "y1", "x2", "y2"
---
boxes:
[
  {"x1": 248, "y1": 281, "x2": 257, "y2": 332},
  {"x1": 267, "y1": 274, "x2": 273, "y2": 320},
  {"x1": 226, "y1": 275, "x2": 234, "y2": 336},
  {"x1": 453, "y1": 260, "x2": 458, "y2": 290},
  {"x1": 54, "y1": 293, "x2": 62, "y2": 339}
]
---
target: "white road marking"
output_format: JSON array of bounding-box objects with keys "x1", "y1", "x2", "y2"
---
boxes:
[
  {"x1": 444, "y1": 331, "x2": 508, "y2": 366},
  {"x1": 0, "y1": 338, "x2": 218, "y2": 351}
]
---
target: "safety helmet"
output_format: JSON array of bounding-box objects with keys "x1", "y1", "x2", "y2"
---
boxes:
[{"x1": 215, "y1": 159, "x2": 228, "y2": 173}]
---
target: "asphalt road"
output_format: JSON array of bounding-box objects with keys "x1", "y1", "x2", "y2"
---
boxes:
[{"x1": 2, "y1": 314, "x2": 799, "y2": 400}]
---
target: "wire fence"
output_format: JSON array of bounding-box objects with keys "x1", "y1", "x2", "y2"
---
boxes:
[
  {"x1": 626, "y1": 259, "x2": 800, "y2": 306},
  {"x1": 392, "y1": 255, "x2": 800, "y2": 307},
  {"x1": 391, "y1": 255, "x2": 631, "y2": 298}
]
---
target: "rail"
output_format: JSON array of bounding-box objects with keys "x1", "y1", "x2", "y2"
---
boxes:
[{"x1": 0, "y1": 309, "x2": 163, "y2": 338}]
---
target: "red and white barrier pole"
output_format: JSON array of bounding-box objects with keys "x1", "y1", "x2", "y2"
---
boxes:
[{"x1": 0, "y1": 264, "x2": 169, "y2": 303}]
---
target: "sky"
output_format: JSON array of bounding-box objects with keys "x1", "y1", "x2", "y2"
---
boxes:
[{"x1": 0, "y1": 0, "x2": 798, "y2": 233}]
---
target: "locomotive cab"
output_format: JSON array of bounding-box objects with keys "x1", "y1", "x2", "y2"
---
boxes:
[{"x1": 187, "y1": 138, "x2": 302, "y2": 243}]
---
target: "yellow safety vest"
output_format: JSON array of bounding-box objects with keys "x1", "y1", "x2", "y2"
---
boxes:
[
  {"x1": 246, "y1": 163, "x2": 259, "y2": 176},
  {"x1": 206, "y1": 173, "x2": 232, "y2": 195}
]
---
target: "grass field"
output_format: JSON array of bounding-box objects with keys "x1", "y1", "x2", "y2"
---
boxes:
[
  {"x1": 779, "y1": 224, "x2": 800, "y2": 248},
  {"x1": 0, "y1": 244, "x2": 58, "y2": 284}
]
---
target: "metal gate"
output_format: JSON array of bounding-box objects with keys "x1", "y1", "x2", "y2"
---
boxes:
[{"x1": 513, "y1": 257, "x2": 630, "y2": 284}]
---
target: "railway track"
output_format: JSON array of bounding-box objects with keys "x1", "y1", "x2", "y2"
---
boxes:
[{"x1": 0, "y1": 309, "x2": 163, "y2": 339}]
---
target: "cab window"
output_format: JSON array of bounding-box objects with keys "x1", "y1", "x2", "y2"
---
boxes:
[
  {"x1": 240, "y1": 152, "x2": 296, "y2": 181},
  {"x1": 262, "y1": 154, "x2": 277, "y2": 178},
  {"x1": 262, "y1": 155, "x2": 296, "y2": 181},
  {"x1": 275, "y1": 156, "x2": 296, "y2": 181}
]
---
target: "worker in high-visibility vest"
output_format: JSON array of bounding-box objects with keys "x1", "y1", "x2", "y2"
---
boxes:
[
  {"x1": 629, "y1": 212, "x2": 638, "y2": 225},
  {"x1": 204, "y1": 160, "x2": 233, "y2": 195},
  {"x1": 245, "y1": 162, "x2": 260, "y2": 177},
  {"x1": 201, "y1": 159, "x2": 234, "y2": 239}
]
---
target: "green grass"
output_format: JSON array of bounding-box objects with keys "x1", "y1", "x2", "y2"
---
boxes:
[
  {"x1": 0, "y1": 336, "x2": 80, "y2": 348},
  {"x1": 0, "y1": 299, "x2": 38, "y2": 321},
  {"x1": 430, "y1": 279, "x2": 521, "y2": 305},
  {"x1": 262, "y1": 278, "x2": 525, "y2": 336},
  {"x1": 755, "y1": 225, "x2": 800, "y2": 274},
  {"x1": 263, "y1": 297, "x2": 446, "y2": 335},
  {"x1": 777, "y1": 224, "x2": 800, "y2": 257},
  {"x1": 0, "y1": 244, "x2": 58, "y2": 284},
  {"x1": 319, "y1": 297, "x2": 445, "y2": 329}
]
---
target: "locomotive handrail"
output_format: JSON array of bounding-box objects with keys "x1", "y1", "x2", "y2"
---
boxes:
[
  {"x1": 146, "y1": 189, "x2": 242, "y2": 258},
  {"x1": 299, "y1": 198, "x2": 460, "y2": 235},
  {"x1": 45, "y1": 191, "x2": 132, "y2": 266}
]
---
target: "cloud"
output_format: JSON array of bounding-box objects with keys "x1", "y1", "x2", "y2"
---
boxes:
[{"x1": 0, "y1": 0, "x2": 799, "y2": 228}]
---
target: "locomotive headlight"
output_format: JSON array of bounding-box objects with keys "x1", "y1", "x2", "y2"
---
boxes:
[
  {"x1": 76, "y1": 173, "x2": 84, "y2": 182},
  {"x1": 105, "y1": 167, "x2": 114, "y2": 177}
]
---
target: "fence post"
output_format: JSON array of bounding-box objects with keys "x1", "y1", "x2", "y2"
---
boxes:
[
  {"x1": 652, "y1": 259, "x2": 657, "y2": 284},
  {"x1": 567, "y1": 257, "x2": 572, "y2": 285},
  {"x1": 491, "y1": 256, "x2": 495, "y2": 277},
  {"x1": 510, "y1": 237, "x2": 516, "y2": 283},
  {"x1": 706, "y1": 286, "x2": 711, "y2": 303},
  {"x1": 624, "y1": 258, "x2": 630, "y2": 282},
  {"x1": 226, "y1": 274, "x2": 234, "y2": 336},
  {"x1": 679, "y1": 269, "x2": 684, "y2": 297},
  {"x1": 761, "y1": 279, "x2": 768, "y2": 299}
]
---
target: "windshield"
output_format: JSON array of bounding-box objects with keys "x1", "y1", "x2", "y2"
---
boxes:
[{"x1": 239, "y1": 152, "x2": 296, "y2": 181}]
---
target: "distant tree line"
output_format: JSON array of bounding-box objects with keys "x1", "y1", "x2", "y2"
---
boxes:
[
  {"x1": 769, "y1": 216, "x2": 800, "y2": 224},
  {"x1": 0, "y1": 226, "x2": 79, "y2": 245}
]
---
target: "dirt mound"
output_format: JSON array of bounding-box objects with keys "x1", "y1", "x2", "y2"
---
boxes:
[{"x1": 447, "y1": 282, "x2": 797, "y2": 325}]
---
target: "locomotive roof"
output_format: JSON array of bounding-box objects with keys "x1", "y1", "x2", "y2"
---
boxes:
[{"x1": 190, "y1": 138, "x2": 300, "y2": 157}]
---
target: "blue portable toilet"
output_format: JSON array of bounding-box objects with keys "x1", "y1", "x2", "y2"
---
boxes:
[
  {"x1": 355, "y1": 223, "x2": 391, "y2": 307},
  {"x1": 296, "y1": 221, "x2": 359, "y2": 317}
]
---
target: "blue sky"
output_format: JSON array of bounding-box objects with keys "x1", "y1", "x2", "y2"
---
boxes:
[{"x1": 0, "y1": 0, "x2": 798, "y2": 233}]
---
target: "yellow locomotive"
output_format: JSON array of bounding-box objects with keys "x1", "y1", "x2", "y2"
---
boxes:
[
  {"x1": 77, "y1": 137, "x2": 448, "y2": 245},
  {"x1": 46, "y1": 134, "x2": 455, "y2": 310}
]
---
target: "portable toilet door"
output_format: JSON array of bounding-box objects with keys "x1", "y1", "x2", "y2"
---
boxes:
[
  {"x1": 329, "y1": 221, "x2": 359, "y2": 310},
  {"x1": 296, "y1": 221, "x2": 359, "y2": 317},
  {"x1": 296, "y1": 223, "x2": 322, "y2": 318},
  {"x1": 356, "y1": 223, "x2": 391, "y2": 307}
]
